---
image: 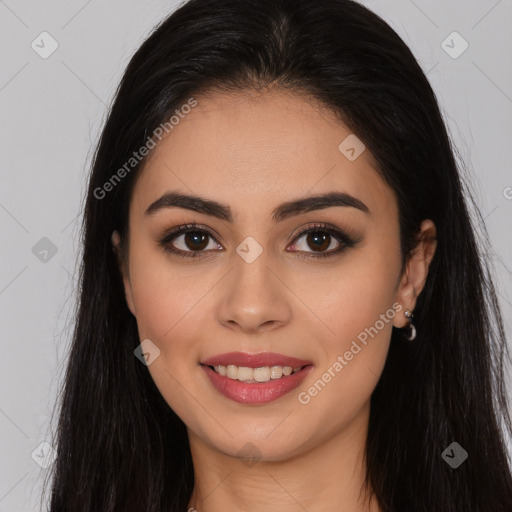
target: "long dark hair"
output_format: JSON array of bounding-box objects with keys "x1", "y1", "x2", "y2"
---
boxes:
[{"x1": 46, "y1": 0, "x2": 512, "y2": 510}]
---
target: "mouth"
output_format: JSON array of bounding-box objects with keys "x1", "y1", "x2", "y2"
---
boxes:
[{"x1": 200, "y1": 352, "x2": 313, "y2": 404}]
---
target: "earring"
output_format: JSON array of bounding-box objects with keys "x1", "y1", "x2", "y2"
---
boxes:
[{"x1": 403, "y1": 310, "x2": 416, "y2": 340}]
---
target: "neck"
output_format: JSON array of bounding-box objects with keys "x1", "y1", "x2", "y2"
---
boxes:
[{"x1": 186, "y1": 400, "x2": 381, "y2": 512}]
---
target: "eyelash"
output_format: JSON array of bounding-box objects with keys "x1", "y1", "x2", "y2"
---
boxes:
[{"x1": 158, "y1": 222, "x2": 358, "y2": 260}]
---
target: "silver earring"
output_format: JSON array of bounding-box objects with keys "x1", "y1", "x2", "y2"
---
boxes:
[{"x1": 403, "y1": 310, "x2": 416, "y2": 340}]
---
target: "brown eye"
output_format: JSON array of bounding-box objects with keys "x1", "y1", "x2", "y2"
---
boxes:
[
  {"x1": 304, "y1": 231, "x2": 334, "y2": 252},
  {"x1": 159, "y1": 224, "x2": 222, "y2": 258},
  {"x1": 287, "y1": 223, "x2": 358, "y2": 259},
  {"x1": 182, "y1": 231, "x2": 210, "y2": 251}
]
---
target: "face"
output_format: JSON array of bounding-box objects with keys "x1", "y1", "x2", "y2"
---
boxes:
[{"x1": 113, "y1": 89, "x2": 435, "y2": 461}]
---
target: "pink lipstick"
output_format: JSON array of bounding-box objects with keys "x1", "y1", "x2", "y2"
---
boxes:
[{"x1": 201, "y1": 352, "x2": 313, "y2": 404}]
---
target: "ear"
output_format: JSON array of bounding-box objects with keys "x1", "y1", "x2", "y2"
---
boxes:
[
  {"x1": 393, "y1": 219, "x2": 437, "y2": 328},
  {"x1": 111, "y1": 230, "x2": 136, "y2": 316}
]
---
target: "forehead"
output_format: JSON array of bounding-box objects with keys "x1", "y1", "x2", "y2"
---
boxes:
[{"x1": 131, "y1": 89, "x2": 393, "y2": 220}]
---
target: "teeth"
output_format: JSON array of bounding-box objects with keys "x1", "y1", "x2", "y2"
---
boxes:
[
  {"x1": 254, "y1": 367, "x2": 271, "y2": 382},
  {"x1": 213, "y1": 364, "x2": 301, "y2": 382},
  {"x1": 237, "y1": 366, "x2": 253, "y2": 381},
  {"x1": 270, "y1": 366, "x2": 282, "y2": 379},
  {"x1": 226, "y1": 365, "x2": 238, "y2": 379}
]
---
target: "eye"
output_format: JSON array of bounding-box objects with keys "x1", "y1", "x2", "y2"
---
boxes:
[
  {"x1": 159, "y1": 224, "x2": 222, "y2": 259},
  {"x1": 287, "y1": 222, "x2": 357, "y2": 259},
  {"x1": 159, "y1": 222, "x2": 358, "y2": 260}
]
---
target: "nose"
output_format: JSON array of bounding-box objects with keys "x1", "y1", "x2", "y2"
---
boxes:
[{"x1": 215, "y1": 251, "x2": 292, "y2": 334}]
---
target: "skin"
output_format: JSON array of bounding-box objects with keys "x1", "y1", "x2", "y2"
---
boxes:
[{"x1": 112, "y1": 88, "x2": 437, "y2": 512}]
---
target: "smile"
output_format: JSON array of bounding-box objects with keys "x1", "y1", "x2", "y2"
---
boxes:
[{"x1": 201, "y1": 352, "x2": 313, "y2": 404}]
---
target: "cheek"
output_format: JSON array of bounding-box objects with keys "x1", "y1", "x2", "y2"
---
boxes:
[
  {"x1": 127, "y1": 243, "x2": 213, "y2": 341},
  {"x1": 296, "y1": 240, "x2": 401, "y2": 349},
  {"x1": 291, "y1": 282, "x2": 397, "y2": 442},
  {"x1": 292, "y1": 237, "x2": 401, "y2": 408},
  {"x1": 127, "y1": 247, "x2": 211, "y2": 423}
]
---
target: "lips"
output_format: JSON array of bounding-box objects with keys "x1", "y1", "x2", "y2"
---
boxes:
[{"x1": 200, "y1": 351, "x2": 313, "y2": 404}]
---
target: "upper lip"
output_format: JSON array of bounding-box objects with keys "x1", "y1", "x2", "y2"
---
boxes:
[{"x1": 201, "y1": 351, "x2": 312, "y2": 368}]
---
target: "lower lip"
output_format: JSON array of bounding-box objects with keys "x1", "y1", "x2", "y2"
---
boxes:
[{"x1": 201, "y1": 364, "x2": 313, "y2": 404}]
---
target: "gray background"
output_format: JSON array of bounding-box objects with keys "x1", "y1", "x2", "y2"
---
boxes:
[{"x1": 0, "y1": 0, "x2": 511, "y2": 509}]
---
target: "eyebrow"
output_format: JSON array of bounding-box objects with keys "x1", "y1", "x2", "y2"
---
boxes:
[{"x1": 144, "y1": 191, "x2": 370, "y2": 222}]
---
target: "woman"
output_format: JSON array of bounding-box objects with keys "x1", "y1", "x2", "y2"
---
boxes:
[{"x1": 46, "y1": 0, "x2": 512, "y2": 510}]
